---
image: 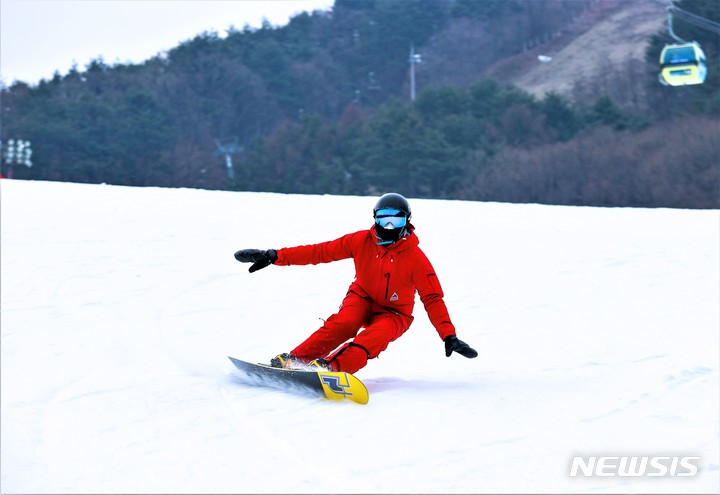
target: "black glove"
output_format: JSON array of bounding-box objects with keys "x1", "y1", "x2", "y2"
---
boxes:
[
  {"x1": 234, "y1": 249, "x2": 278, "y2": 273},
  {"x1": 444, "y1": 335, "x2": 478, "y2": 358}
]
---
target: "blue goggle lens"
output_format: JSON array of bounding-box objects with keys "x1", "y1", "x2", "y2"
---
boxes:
[{"x1": 375, "y1": 208, "x2": 407, "y2": 229}]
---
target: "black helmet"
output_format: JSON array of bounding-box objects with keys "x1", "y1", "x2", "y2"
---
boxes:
[{"x1": 373, "y1": 193, "x2": 411, "y2": 244}]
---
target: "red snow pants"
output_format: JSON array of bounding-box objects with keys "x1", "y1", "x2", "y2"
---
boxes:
[{"x1": 290, "y1": 291, "x2": 411, "y2": 373}]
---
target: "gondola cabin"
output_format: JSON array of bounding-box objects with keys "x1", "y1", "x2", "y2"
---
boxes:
[{"x1": 659, "y1": 41, "x2": 707, "y2": 86}]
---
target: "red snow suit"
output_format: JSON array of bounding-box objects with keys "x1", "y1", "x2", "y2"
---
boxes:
[{"x1": 274, "y1": 225, "x2": 456, "y2": 373}]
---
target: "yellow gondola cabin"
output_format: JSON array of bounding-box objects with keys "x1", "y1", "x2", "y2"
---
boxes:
[{"x1": 659, "y1": 41, "x2": 707, "y2": 86}]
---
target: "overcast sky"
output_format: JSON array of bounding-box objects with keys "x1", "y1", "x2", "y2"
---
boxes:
[{"x1": 0, "y1": 0, "x2": 335, "y2": 86}]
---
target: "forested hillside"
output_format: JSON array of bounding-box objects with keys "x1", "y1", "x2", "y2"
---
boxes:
[{"x1": 1, "y1": 0, "x2": 718, "y2": 208}]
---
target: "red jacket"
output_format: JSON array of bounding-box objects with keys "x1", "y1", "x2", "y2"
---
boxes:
[{"x1": 275, "y1": 225, "x2": 456, "y2": 340}]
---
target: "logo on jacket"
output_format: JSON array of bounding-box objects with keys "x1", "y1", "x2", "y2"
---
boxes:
[{"x1": 390, "y1": 292, "x2": 399, "y2": 301}]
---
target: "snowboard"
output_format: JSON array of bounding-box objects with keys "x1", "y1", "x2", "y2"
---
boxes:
[{"x1": 228, "y1": 356, "x2": 369, "y2": 405}]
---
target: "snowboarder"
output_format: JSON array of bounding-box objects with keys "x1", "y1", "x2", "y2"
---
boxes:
[{"x1": 234, "y1": 192, "x2": 477, "y2": 374}]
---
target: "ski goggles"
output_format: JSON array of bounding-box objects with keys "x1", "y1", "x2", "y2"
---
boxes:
[{"x1": 374, "y1": 208, "x2": 408, "y2": 229}]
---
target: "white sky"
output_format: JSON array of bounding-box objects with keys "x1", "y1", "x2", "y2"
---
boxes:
[{"x1": 0, "y1": 0, "x2": 335, "y2": 86}]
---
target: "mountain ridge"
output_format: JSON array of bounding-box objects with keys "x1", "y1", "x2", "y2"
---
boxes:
[{"x1": 485, "y1": 0, "x2": 665, "y2": 98}]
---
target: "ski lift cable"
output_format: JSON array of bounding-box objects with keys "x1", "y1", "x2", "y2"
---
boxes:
[{"x1": 667, "y1": 5, "x2": 720, "y2": 36}]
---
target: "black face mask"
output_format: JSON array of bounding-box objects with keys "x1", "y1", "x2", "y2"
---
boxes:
[{"x1": 374, "y1": 224, "x2": 407, "y2": 245}]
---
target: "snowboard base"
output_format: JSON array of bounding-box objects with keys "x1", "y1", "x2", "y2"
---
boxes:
[{"x1": 228, "y1": 356, "x2": 369, "y2": 405}]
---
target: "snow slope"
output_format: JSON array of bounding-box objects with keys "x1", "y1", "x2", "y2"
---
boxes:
[{"x1": 1, "y1": 179, "x2": 718, "y2": 494}]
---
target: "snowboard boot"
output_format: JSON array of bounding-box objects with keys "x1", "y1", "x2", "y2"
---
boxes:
[
  {"x1": 308, "y1": 358, "x2": 335, "y2": 371},
  {"x1": 270, "y1": 353, "x2": 301, "y2": 369}
]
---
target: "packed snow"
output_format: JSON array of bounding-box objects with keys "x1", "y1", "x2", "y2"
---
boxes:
[{"x1": 1, "y1": 179, "x2": 718, "y2": 494}]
